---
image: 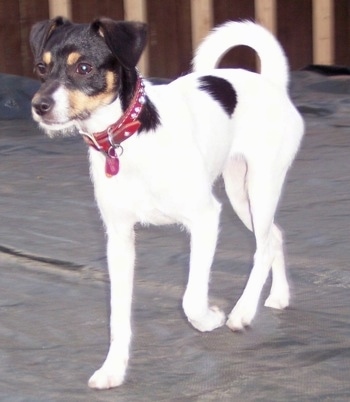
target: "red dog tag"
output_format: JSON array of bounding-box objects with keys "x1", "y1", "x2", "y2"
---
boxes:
[{"x1": 105, "y1": 156, "x2": 119, "y2": 177}]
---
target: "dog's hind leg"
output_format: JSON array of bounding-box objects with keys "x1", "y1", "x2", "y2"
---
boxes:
[
  {"x1": 263, "y1": 223, "x2": 290, "y2": 309},
  {"x1": 182, "y1": 196, "x2": 226, "y2": 332},
  {"x1": 88, "y1": 222, "x2": 135, "y2": 389},
  {"x1": 222, "y1": 155, "x2": 253, "y2": 231},
  {"x1": 223, "y1": 157, "x2": 290, "y2": 331}
]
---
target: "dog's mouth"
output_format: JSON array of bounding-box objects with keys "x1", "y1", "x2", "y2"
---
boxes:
[
  {"x1": 35, "y1": 118, "x2": 77, "y2": 137},
  {"x1": 32, "y1": 108, "x2": 77, "y2": 136},
  {"x1": 32, "y1": 86, "x2": 67, "y2": 127}
]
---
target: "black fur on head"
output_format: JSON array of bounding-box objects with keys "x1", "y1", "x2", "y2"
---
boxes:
[
  {"x1": 30, "y1": 17, "x2": 147, "y2": 70},
  {"x1": 91, "y1": 18, "x2": 147, "y2": 70},
  {"x1": 30, "y1": 17, "x2": 71, "y2": 61}
]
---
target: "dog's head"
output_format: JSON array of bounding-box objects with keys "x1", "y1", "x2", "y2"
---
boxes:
[{"x1": 30, "y1": 17, "x2": 147, "y2": 136}]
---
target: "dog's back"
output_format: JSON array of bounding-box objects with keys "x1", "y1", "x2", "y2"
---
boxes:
[{"x1": 140, "y1": 20, "x2": 303, "y2": 187}]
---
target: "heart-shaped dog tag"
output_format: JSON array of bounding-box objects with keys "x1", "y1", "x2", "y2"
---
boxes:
[{"x1": 105, "y1": 156, "x2": 120, "y2": 177}]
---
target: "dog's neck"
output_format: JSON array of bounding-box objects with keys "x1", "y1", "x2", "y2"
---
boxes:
[
  {"x1": 77, "y1": 100, "x2": 124, "y2": 134},
  {"x1": 80, "y1": 76, "x2": 146, "y2": 139},
  {"x1": 79, "y1": 74, "x2": 146, "y2": 177},
  {"x1": 84, "y1": 74, "x2": 143, "y2": 125}
]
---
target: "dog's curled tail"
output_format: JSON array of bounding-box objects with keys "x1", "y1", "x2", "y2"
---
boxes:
[{"x1": 192, "y1": 20, "x2": 289, "y2": 89}]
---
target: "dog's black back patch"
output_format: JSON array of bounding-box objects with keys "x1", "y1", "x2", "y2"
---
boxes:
[{"x1": 198, "y1": 75, "x2": 237, "y2": 116}]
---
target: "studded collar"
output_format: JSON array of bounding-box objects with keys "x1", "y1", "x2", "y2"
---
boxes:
[{"x1": 80, "y1": 75, "x2": 146, "y2": 177}]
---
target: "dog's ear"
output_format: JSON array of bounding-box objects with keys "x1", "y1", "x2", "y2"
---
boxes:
[
  {"x1": 30, "y1": 17, "x2": 71, "y2": 59},
  {"x1": 91, "y1": 18, "x2": 147, "y2": 69}
]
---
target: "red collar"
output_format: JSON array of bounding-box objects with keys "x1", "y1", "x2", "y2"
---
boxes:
[{"x1": 80, "y1": 75, "x2": 145, "y2": 177}]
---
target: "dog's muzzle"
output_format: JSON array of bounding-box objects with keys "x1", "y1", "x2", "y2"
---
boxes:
[{"x1": 31, "y1": 80, "x2": 68, "y2": 125}]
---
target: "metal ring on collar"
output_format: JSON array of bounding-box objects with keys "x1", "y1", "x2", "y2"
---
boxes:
[{"x1": 108, "y1": 144, "x2": 123, "y2": 158}]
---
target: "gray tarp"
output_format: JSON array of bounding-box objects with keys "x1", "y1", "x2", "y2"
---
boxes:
[{"x1": 0, "y1": 71, "x2": 349, "y2": 400}]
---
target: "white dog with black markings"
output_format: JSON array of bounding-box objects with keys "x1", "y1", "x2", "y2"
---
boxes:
[{"x1": 30, "y1": 17, "x2": 304, "y2": 389}]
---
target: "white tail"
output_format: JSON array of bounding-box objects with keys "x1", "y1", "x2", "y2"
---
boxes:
[{"x1": 192, "y1": 20, "x2": 289, "y2": 90}]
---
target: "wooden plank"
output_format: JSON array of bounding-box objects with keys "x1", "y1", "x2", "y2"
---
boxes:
[
  {"x1": 124, "y1": 0, "x2": 146, "y2": 21},
  {"x1": 48, "y1": 0, "x2": 72, "y2": 19},
  {"x1": 334, "y1": 0, "x2": 350, "y2": 65},
  {"x1": 277, "y1": 0, "x2": 313, "y2": 70},
  {"x1": 190, "y1": 0, "x2": 213, "y2": 51},
  {"x1": 213, "y1": 0, "x2": 255, "y2": 70},
  {"x1": 71, "y1": 0, "x2": 124, "y2": 22},
  {"x1": 254, "y1": 0, "x2": 276, "y2": 71},
  {"x1": 214, "y1": 0, "x2": 255, "y2": 23},
  {"x1": 254, "y1": 0, "x2": 276, "y2": 34},
  {"x1": 123, "y1": 0, "x2": 148, "y2": 75},
  {"x1": 312, "y1": 0, "x2": 334, "y2": 64},
  {"x1": 0, "y1": 1, "x2": 22, "y2": 75},
  {"x1": 147, "y1": 0, "x2": 192, "y2": 78}
]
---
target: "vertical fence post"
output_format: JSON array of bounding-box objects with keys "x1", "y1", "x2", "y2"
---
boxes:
[
  {"x1": 254, "y1": 0, "x2": 276, "y2": 34},
  {"x1": 124, "y1": 0, "x2": 148, "y2": 76},
  {"x1": 190, "y1": 0, "x2": 213, "y2": 51},
  {"x1": 48, "y1": 0, "x2": 72, "y2": 19},
  {"x1": 312, "y1": 0, "x2": 334, "y2": 65}
]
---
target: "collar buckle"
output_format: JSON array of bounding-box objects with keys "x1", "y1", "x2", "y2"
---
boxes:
[{"x1": 80, "y1": 130, "x2": 105, "y2": 154}]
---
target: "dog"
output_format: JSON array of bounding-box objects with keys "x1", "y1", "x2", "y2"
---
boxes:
[{"x1": 30, "y1": 17, "x2": 304, "y2": 389}]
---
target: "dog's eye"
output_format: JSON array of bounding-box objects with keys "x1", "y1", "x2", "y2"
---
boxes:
[
  {"x1": 76, "y1": 63, "x2": 93, "y2": 75},
  {"x1": 36, "y1": 63, "x2": 47, "y2": 75}
]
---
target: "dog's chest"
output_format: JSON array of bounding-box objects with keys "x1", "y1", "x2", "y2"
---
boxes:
[{"x1": 89, "y1": 149, "x2": 192, "y2": 226}]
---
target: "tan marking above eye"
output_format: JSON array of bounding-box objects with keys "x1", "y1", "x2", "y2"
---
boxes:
[
  {"x1": 67, "y1": 52, "x2": 82, "y2": 65},
  {"x1": 43, "y1": 51, "x2": 52, "y2": 64}
]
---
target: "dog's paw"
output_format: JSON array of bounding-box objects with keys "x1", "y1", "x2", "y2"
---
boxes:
[
  {"x1": 264, "y1": 289, "x2": 289, "y2": 310},
  {"x1": 88, "y1": 367, "x2": 125, "y2": 390},
  {"x1": 226, "y1": 300, "x2": 257, "y2": 331},
  {"x1": 188, "y1": 306, "x2": 226, "y2": 332}
]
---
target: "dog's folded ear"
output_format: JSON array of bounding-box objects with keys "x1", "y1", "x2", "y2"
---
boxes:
[
  {"x1": 91, "y1": 18, "x2": 147, "y2": 69},
  {"x1": 30, "y1": 17, "x2": 71, "y2": 60}
]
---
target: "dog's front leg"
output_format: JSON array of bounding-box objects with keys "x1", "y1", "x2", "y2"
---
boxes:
[
  {"x1": 88, "y1": 224, "x2": 135, "y2": 390},
  {"x1": 182, "y1": 198, "x2": 226, "y2": 332}
]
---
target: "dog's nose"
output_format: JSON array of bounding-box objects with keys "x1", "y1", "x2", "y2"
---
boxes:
[{"x1": 32, "y1": 97, "x2": 53, "y2": 116}]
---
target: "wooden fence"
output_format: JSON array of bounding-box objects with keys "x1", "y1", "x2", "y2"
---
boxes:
[{"x1": 0, "y1": 0, "x2": 349, "y2": 78}]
